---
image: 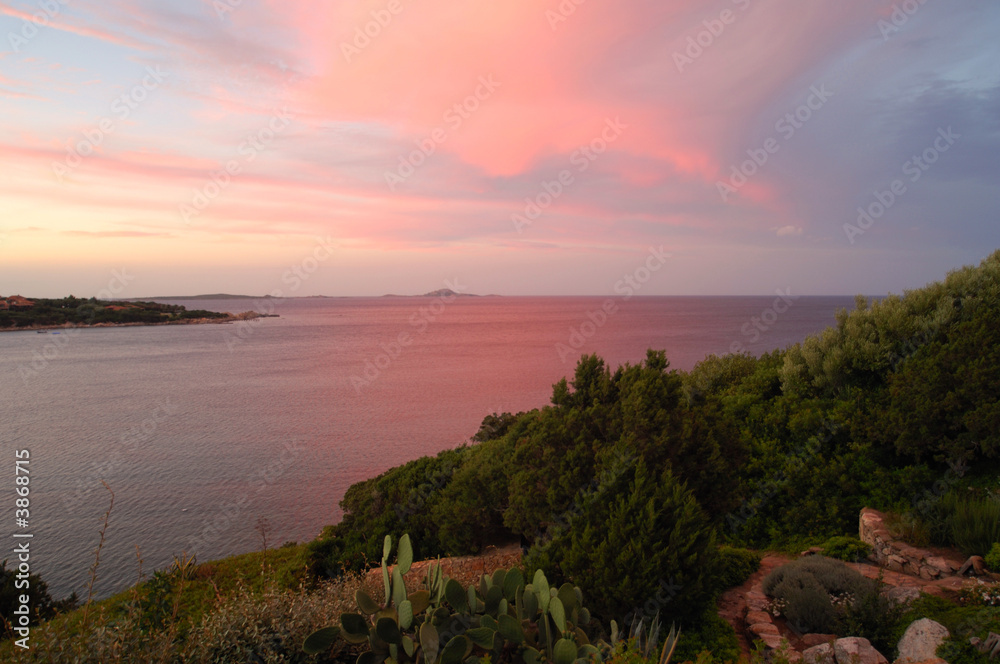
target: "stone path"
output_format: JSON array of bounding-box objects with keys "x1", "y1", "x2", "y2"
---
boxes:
[{"x1": 715, "y1": 549, "x2": 986, "y2": 663}]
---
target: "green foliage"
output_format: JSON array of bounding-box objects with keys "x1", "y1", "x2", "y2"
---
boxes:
[
  {"x1": 836, "y1": 572, "x2": 906, "y2": 657},
  {"x1": 0, "y1": 560, "x2": 77, "y2": 631},
  {"x1": 819, "y1": 536, "x2": 873, "y2": 562},
  {"x1": 304, "y1": 535, "x2": 671, "y2": 664},
  {"x1": 892, "y1": 595, "x2": 1000, "y2": 664},
  {"x1": 986, "y1": 543, "x2": 1000, "y2": 572},
  {"x1": 714, "y1": 547, "x2": 761, "y2": 591},
  {"x1": 762, "y1": 556, "x2": 872, "y2": 634},
  {"x1": 937, "y1": 492, "x2": 1000, "y2": 556},
  {"x1": 669, "y1": 608, "x2": 740, "y2": 664},
  {"x1": 0, "y1": 296, "x2": 229, "y2": 329},
  {"x1": 526, "y1": 461, "x2": 718, "y2": 626}
]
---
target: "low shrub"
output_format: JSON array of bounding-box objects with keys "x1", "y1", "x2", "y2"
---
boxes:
[
  {"x1": 940, "y1": 492, "x2": 1000, "y2": 557},
  {"x1": 819, "y1": 536, "x2": 873, "y2": 562},
  {"x1": 985, "y1": 543, "x2": 1000, "y2": 572},
  {"x1": 762, "y1": 556, "x2": 872, "y2": 634},
  {"x1": 837, "y1": 572, "x2": 906, "y2": 657},
  {"x1": 715, "y1": 547, "x2": 761, "y2": 591}
]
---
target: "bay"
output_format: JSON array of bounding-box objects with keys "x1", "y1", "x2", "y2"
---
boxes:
[{"x1": 0, "y1": 295, "x2": 855, "y2": 599}]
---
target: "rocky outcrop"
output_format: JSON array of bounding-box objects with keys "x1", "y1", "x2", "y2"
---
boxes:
[
  {"x1": 834, "y1": 637, "x2": 889, "y2": 664},
  {"x1": 859, "y1": 509, "x2": 964, "y2": 580},
  {"x1": 896, "y1": 618, "x2": 950, "y2": 664}
]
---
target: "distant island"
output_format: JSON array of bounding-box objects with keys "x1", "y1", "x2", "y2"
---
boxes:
[
  {"x1": 382, "y1": 288, "x2": 487, "y2": 298},
  {"x1": 0, "y1": 295, "x2": 272, "y2": 331}
]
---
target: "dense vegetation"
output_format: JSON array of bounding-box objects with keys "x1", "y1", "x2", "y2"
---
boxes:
[
  {"x1": 308, "y1": 250, "x2": 1000, "y2": 629},
  {"x1": 0, "y1": 296, "x2": 229, "y2": 329}
]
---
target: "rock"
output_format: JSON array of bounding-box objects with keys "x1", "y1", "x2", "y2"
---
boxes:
[
  {"x1": 896, "y1": 618, "x2": 950, "y2": 664},
  {"x1": 834, "y1": 637, "x2": 888, "y2": 664},
  {"x1": 804, "y1": 643, "x2": 836, "y2": 664},
  {"x1": 746, "y1": 610, "x2": 773, "y2": 625},
  {"x1": 758, "y1": 633, "x2": 789, "y2": 651},
  {"x1": 958, "y1": 555, "x2": 987, "y2": 576},
  {"x1": 802, "y1": 634, "x2": 838, "y2": 648},
  {"x1": 887, "y1": 586, "x2": 921, "y2": 606},
  {"x1": 801, "y1": 546, "x2": 825, "y2": 557},
  {"x1": 750, "y1": 622, "x2": 780, "y2": 637},
  {"x1": 925, "y1": 556, "x2": 955, "y2": 575}
]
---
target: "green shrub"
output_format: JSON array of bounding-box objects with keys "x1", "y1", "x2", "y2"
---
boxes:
[
  {"x1": 762, "y1": 556, "x2": 872, "y2": 634},
  {"x1": 526, "y1": 461, "x2": 719, "y2": 627},
  {"x1": 303, "y1": 534, "x2": 686, "y2": 664},
  {"x1": 715, "y1": 547, "x2": 761, "y2": 591},
  {"x1": 837, "y1": 573, "x2": 906, "y2": 657},
  {"x1": 820, "y1": 536, "x2": 873, "y2": 562},
  {"x1": 941, "y1": 492, "x2": 1000, "y2": 556},
  {"x1": 670, "y1": 608, "x2": 741, "y2": 663},
  {"x1": 986, "y1": 543, "x2": 1000, "y2": 572}
]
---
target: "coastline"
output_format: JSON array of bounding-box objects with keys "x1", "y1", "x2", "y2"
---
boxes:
[{"x1": 0, "y1": 316, "x2": 249, "y2": 333}]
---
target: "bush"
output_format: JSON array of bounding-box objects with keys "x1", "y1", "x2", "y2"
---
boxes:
[
  {"x1": 986, "y1": 543, "x2": 1000, "y2": 572},
  {"x1": 526, "y1": 461, "x2": 719, "y2": 627},
  {"x1": 837, "y1": 573, "x2": 906, "y2": 657},
  {"x1": 941, "y1": 492, "x2": 1000, "y2": 556},
  {"x1": 762, "y1": 556, "x2": 872, "y2": 634},
  {"x1": 820, "y1": 536, "x2": 873, "y2": 562},
  {"x1": 671, "y1": 608, "x2": 741, "y2": 663},
  {"x1": 715, "y1": 547, "x2": 761, "y2": 591}
]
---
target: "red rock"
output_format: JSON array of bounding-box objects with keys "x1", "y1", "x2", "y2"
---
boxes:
[
  {"x1": 804, "y1": 643, "x2": 836, "y2": 664},
  {"x1": 746, "y1": 610, "x2": 773, "y2": 625},
  {"x1": 801, "y1": 634, "x2": 838, "y2": 648},
  {"x1": 834, "y1": 637, "x2": 888, "y2": 664},
  {"x1": 750, "y1": 622, "x2": 780, "y2": 637}
]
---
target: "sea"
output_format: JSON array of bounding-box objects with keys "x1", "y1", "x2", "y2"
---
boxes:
[{"x1": 0, "y1": 295, "x2": 855, "y2": 600}]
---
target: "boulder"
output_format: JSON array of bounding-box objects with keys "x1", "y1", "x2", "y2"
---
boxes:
[
  {"x1": 924, "y1": 556, "x2": 956, "y2": 575},
  {"x1": 958, "y1": 555, "x2": 987, "y2": 576},
  {"x1": 749, "y1": 622, "x2": 780, "y2": 637},
  {"x1": 804, "y1": 643, "x2": 836, "y2": 664},
  {"x1": 746, "y1": 610, "x2": 773, "y2": 625},
  {"x1": 834, "y1": 637, "x2": 888, "y2": 664},
  {"x1": 896, "y1": 618, "x2": 950, "y2": 664},
  {"x1": 886, "y1": 586, "x2": 921, "y2": 606},
  {"x1": 801, "y1": 546, "x2": 825, "y2": 557},
  {"x1": 801, "y1": 634, "x2": 838, "y2": 648}
]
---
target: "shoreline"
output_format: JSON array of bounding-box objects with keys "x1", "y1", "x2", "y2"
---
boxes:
[{"x1": 0, "y1": 316, "x2": 251, "y2": 334}]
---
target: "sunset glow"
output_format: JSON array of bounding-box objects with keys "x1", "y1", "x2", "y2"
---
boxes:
[{"x1": 2, "y1": 0, "x2": 998, "y2": 297}]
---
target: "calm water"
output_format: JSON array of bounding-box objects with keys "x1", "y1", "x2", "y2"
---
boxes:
[{"x1": 0, "y1": 295, "x2": 854, "y2": 599}]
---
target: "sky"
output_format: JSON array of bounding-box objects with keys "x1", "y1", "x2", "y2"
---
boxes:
[{"x1": 0, "y1": 0, "x2": 998, "y2": 298}]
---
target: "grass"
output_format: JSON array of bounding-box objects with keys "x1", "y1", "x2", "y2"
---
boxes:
[{"x1": 0, "y1": 542, "x2": 331, "y2": 663}]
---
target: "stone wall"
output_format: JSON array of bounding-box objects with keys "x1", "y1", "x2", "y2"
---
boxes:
[{"x1": 859, "y1": 508, "x2": 962, "y2": 580}]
